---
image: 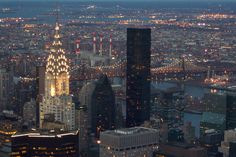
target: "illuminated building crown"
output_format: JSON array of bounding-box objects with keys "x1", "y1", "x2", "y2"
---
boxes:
[{"x1": 45, "y1": 22, "x2": 70, "y2": 96}]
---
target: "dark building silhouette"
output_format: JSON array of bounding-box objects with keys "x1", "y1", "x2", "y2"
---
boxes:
[
  {"x1": 226, "y1": 93, "x2": 236, "y2": 130},
  {"x1": 126, "y1": 28, "x2": 151, "y2": 127},
  {"x1": 91, "y1": 74, "x2": 116, "y2": 137},
  {"x1": 35, "y1": 66, "x2": 45, "y2": 128},
  {"x1": 11, "y1": 131, "x2": 79, "y2": 157},
  {"x1": 79, "y1": 74, "x2": 115, "y2": 144},
  {"x1": 35, "y1": 66, "x2": 45, "y2": 98},
  {"x1": 229, "y1": 142, "x2": 236, "y2": 157},
  {"x1": 154, "y1": 143, "x2": 208, "y2": 157}
]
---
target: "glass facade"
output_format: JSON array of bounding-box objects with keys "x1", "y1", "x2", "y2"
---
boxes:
[{"x1": 126, "y1": 28, "x2": 151, "y2": 127}]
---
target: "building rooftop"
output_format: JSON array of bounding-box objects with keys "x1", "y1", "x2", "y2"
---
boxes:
[
  {"x1": 103, "y1": 127, "x2": 158, "y2": 136},
  {"x1": 12, "y1": 129, "x2": 79, "y2": 138}
]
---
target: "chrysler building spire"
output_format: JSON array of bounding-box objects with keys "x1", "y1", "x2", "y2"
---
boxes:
[{"x1": 45, "y1": 22, "x2": 69, "y2": 96}]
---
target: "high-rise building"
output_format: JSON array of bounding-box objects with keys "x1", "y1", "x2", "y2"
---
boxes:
[
  {"x1": 99, "y1": 127, "x2": 159, "y2": 157},
  {"x1": 126, "y1": 28, "x2": 151, "y2": 127},
  {"x1": 0, "y1": 69, "x2": 13, "y2": 112},
  {"x1": 11, "y1": 131, "x2": 79, "y2": 157},
  {"x1": 78, "y1": 74, "x2": 115, "y2": 152},
  {"x1": 36, "y1": 66, "x2": 45, "y2": 98},
  {"x1": 91, "y1": 74, "x2": 115, "y2": 137},
  {"x1": 39, "y1": 22, "x2": 75, "y2": 130},
  {"x1": 78, "y1": 82, "x2": 96, "y2": 153},
  {"x1": 36, "y1": 66, "x2": 46, "y2": 128},
  {"x1": 226, "y1": 93, "x2": 236, "y2": 130}
]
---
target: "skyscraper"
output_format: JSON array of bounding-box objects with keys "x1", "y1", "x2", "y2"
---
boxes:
[
  {"x1": 45, "y1": 22, "x2": 69, "y2": 97},
  {"x1": 39, "y1": 22, "x2": 75, "y2": 130},
  {"x1": 36, "y1": 66, "x2": 45, "y2": 128},
  {"x1": 91, "y1": 74, "x2": 115, "y2": 137},
  {"x1": 78, "y1": 74, "x2": 115, "y2": 152},
  {"x1": 226, "y1": 93, "x2": 236, "y2": 130},
  {"x1": 0, "y1": 68, "x2": 13, "y2": 112},
  {"x1": 126, "y1": 28, "x2": 151, "y2": 127}
]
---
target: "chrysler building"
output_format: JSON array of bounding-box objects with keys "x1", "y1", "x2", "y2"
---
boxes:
[{"x1": 39, "y1": 22, "x2": 75, "y2": 130}]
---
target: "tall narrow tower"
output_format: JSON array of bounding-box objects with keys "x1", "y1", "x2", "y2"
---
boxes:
[
  {"x1": 75, "y1": 39, "x2": 80, "y2": 64},
  {"x1": 75, "y1": 39, "x2": 80, "y2": 55},
  {"x1": 93, "y1": 32, "x2": 97, "y2": 54},
  {"x1": 45, "y1": 22, "x2": 69, "y2": 97},
  {"x1": 126, "y1": 28, "x2": 151, "y2": 127},
  {"x1": 99, "y1": 34, "x2": 103, "y2": 56},
  {"x1": 40, "y1": 22, "x2": 75, "y2": 130}
]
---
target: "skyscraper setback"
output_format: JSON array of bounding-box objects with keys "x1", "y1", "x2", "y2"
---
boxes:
[{"x1": 126, "y1": 28, "x2": 151, "y2": 127}]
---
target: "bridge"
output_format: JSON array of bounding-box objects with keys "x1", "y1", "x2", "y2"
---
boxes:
[{"x1": 70, "y1": 58, "x2": 236, "y2": 81}]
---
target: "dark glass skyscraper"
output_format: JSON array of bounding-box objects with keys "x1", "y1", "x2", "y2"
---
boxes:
[
  {"x1": 226, "y1": 93, "x2": 236, "y2": 130},
  {"x1": 91, "y1": 74, "x2": 116, "y2": 137},
  {"x1": 79, "y1": 74, "x2": 116, "y2": 141},
  {"x1": 126, "y1": 28, "x2": 151, "y2": 127}
]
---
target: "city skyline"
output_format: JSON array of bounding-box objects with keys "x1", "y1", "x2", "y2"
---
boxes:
[
  {"x1": 0, "y1": 0, "x2": 236, "y2": 156},
  {"x1": 0, "y1": 0, "x2": 235, "y2": 1}
]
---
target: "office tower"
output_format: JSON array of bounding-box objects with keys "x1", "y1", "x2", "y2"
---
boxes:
[
  {"x1": 226, "y1": 93, "x2": 236, "y2": 130},
  {"x1": 0, "y1": 69, "x2": 12, "y2": 112},
  {"x1": 35, "y1": 66, "x2": 45, "y2": 128},
  {"x1": 78, "y1": 82, "x2": 96, "y2": 153},
  {"x1": 78, "y1": 74, "x2": 115, "y2": 152},
  {"x1": 36, "y1": 66, "x2": 45, "y2": 98},
  {"x1": 100, "y1": 127, "x2": 159, "y2": 157},
  {"x1": 39, "y1": 22, "x2": 75, "y2": 130},
  {"x1": 91, "y1": 74, "x2": 115, "y2": 137},
  {"x1": 126, "y1": 28, "x2": 151, "y2": 127},
  {"x1": 11, "y1": 131, "x2": 79, "y2": 157}
]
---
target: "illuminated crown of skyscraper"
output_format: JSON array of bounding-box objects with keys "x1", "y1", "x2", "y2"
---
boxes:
[{"x1": 45, "y1": 22, "x2": 70, "y2": 96}]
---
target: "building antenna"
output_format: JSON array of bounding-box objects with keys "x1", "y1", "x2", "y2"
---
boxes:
[{"x1": 56, "y1": 1, "x2": 60, "y2": 23}]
